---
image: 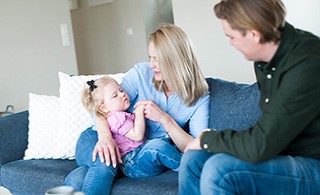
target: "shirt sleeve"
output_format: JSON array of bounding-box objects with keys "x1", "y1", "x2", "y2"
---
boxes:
[
  {"x1": 189, "y1": 93, "x2": 210, "y2": 137},
  {"x1": 201, "y1": 59, "x2": 320, "y2": 163},
  {"x1": 108, "y1": 112, "x2": 135, "y2": 135}
]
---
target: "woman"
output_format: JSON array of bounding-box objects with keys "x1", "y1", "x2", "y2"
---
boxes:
[{"x1": 65, "y1": 24, "x2": 209, "y2": 195}]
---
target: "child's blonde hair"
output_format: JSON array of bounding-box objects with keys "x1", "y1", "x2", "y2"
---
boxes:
[{"x1": 81, "y1": 76, "x2": 118, "y2": 117}]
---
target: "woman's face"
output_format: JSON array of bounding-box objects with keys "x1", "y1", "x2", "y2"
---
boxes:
[{"x1": 148, "y1": 42, "x2": 163, "y2": 81}]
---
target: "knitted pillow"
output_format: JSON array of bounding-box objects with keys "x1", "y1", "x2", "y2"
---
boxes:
[
  {"x1": 58, "y1": 72, "x2": 124, "y2": 159},
  {"x1": 206, "y1": 78, "x2": 261, "y2": 131}
]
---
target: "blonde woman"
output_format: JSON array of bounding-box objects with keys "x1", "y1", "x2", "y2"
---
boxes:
[{"x1": 65, "y1": 24, "x2": 209, "y2": 195}]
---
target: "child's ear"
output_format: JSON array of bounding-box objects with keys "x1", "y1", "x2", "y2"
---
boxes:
[{"x1": 98, "y1": 104, "x2": 109, "y2": 115}]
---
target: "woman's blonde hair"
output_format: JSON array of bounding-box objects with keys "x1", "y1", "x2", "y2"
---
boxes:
[
  {"x1": 214, "y1": 0, "x2": 286, "y2": 43},
  {"x1": 81, "y1": 76, "x2": 117, "y2": 117},
  {"x1": 149, "y1": 24, "x2": 208, "y2": 107}
]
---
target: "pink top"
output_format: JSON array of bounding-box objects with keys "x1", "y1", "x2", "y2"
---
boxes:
[{"x1": 107, "y1": 111, "x2": 144, "y2": 157}]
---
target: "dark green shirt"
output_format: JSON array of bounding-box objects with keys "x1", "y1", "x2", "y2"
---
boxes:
[{"x1": 201, "y1": 23, "x2": 320, "y2": 163}]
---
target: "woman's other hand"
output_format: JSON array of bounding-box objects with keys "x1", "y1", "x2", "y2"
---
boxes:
[{"x1": 184, "y1": 137, "x2": 202, "y2": 153}]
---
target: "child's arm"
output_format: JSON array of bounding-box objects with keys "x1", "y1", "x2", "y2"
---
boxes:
[{"x1": 125, "y1": 105, "x2": 145, "y2": 141}]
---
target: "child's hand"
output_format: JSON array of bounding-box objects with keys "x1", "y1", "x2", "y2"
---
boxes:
[{"x1": 134, "y1": 104, "x2": 144, "y2": 114}]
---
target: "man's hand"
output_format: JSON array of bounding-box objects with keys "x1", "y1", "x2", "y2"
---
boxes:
[
  {"x1": 92, "y1": 136, "x2": 122, "y2": 168},
  {"x1": 184, "y1": 137, "x2": 202, "y2": 153}
]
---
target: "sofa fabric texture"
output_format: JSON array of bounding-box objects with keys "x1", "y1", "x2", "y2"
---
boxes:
[{"x1": 0, "y1": 78, "x2": 260, "y2": 195}]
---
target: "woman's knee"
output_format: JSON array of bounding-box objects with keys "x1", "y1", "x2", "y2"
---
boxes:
[
  {"x1": 75, "y1": 128, "x2": 98, "y2": 165},
  {"x1": 64, "y1": 166, "x2": 88, "y2": 191},
  {"x1": 90, "y1": 161, "x2": 118, "y2": 177},
  {"x1": 77, "y1": 128, "x2": 98, "y2": 148}
]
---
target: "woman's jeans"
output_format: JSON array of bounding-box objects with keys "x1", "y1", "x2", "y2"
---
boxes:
[
  {"x1": 64, "y1": 128, "x2": 181, "y2": 195},
  {"x1": 179, "y1": 150, "x2": 320, "y2": 195}
]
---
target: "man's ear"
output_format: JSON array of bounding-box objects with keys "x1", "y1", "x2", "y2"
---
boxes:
[{"x1": 249, "y1": 29, "x2": 261, "y2": 43}]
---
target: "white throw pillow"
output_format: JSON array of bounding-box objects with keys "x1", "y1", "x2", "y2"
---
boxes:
[
  {"x1": 24, "y1": 93, "x2": 61, "y2": 160},
  {"x1": 58, "y1": 72, "x2": 125, "y2": 159}
]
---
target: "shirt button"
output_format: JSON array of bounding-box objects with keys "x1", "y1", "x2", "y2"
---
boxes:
[
  {"x1": 267, "y1": 74, "x2": 272, "y2": 79},
  {"x1": 271, "y1": 67, "x2": 276, "y2": 71},
  {"x1": 265, "y1": 98, "x2": 270, "y2": 103},
  {"x1": 203, "y1": 144, "x2": 208, "y2": 149}
]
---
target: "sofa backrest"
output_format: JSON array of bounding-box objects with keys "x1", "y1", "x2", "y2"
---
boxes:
[
  {"x1": 206, "y1": 78, "x2": 261, "y2": 131},
  {"x1": 0, "y1": 111, "x2": 29, "y2": 166}
]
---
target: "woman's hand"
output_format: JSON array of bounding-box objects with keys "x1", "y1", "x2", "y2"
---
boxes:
[
  {"x1": 134, "y1": 100, "x2": 168, "y2": 124},
  {"x1": 184, "y1": 137, "x2": 202, "y2": 153},
  {"x1": 92, "y1": 135, "x2": 122, "y2": 167},
  {"x1": 94, "y1": 116, "x2": 122, "y2": 167}
]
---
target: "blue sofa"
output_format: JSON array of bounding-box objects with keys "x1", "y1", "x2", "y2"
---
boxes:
[{"x1": 0, "y1": 78, "x2": 260, "y2": 195}]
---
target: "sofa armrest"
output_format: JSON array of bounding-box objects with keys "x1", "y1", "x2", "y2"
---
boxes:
[{"x1": 0, "y1": 111, "x2": 29, "y2": 165}]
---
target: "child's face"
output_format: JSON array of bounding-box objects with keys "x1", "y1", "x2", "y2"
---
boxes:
[{"x1": 101, "y1": 81, "x2": 130, "y2": 112}]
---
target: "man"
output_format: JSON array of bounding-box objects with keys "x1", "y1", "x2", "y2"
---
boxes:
[{"x1": 179, "y1": 0, "x2": 320, "y2": 194}]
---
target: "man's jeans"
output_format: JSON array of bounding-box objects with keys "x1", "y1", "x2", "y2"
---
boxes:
[
  {"x1": 179, "y1": 150, "x2": 320, "y2": 195},
  {"x1": 65, "y1": 128, "x2": 181, "y2": 195}
]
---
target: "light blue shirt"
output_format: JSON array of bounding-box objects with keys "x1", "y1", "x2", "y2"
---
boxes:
[{"x1": 120, "y1": 62, "x2": 209, "y2": 139}]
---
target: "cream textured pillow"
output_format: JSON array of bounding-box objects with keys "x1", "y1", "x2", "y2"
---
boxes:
[
  {"x1": 58, "y1": 72, "x2": 125, "y2": 159},
  {"x1": 24, "y1": 93, "x2": 61, "y2": 160}
]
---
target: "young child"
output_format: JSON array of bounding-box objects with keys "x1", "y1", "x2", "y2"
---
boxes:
[
  {"x1": 82, "y1": 76, "x2": 145, "y2": 158},
  {"x1": 82, "y1": 76, "x2": 181, "y2": 178}
]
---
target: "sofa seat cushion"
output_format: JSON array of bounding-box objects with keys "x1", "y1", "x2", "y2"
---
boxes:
[
  {"x1": 1, "y1": 159, "x2": 77, "y2": 194},
  {"x1": 111, "y1": 170, "x2": 178, "y2": 195},
  {"x1": 207, "y1": 78, "x2": 261, "y2": 131}
]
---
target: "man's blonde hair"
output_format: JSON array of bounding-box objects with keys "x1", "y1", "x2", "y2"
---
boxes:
[
  {"x1": 214, "y1": 0, "x2": 286, "y2": 43},
  {"x1": 150, "y1": 24, "x2": 208, "y2": 107}
]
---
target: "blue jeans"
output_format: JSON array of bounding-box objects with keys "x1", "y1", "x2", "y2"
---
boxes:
[
  {"x1": 64, "y1": 128, "x2": 118, "y2": 195},
  {"x1": 65, "y1": 128, "x2": 181, "y2": 195},
  {"x1": 120, "y1": 138, "x2": 181, "y2": 178},
  {"x1": 179, "y1": 150, "x2": 320, "y2": 195}
]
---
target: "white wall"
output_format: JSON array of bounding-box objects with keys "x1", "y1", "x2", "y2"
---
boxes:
[
  {"x1": 71, "y1": 0, "x2": 148, "y2": 75},
  {"x1": 71, "y1": 0, "x2": 173, "y2": 75},
  {"x1": 283, "y1": 0, "x2": 320, "y2": 36},
  {"x1": 172, "y1": 0, "x2": 254, "y2": 83},
  {"x1": 143, "y1": 0, "x2": 174, "y2": 41},
  {"x1": 0, "y1": 0, "x2": 78, "y2": 113},
  {"x1": 172, "y1": 0, "x2": 320, "y2": 84}
]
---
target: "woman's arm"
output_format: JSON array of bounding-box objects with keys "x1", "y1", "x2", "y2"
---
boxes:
[
  {"x1": 94, "y1": 116, "x2": 122, "y2": 167},
  {"x1": 158, "y1": 111, "x2": 193, "y2": 152},
  {"x1": 124, "y1": 105, "x2": 146, "y2": 141},
  {"x1": 135, "y1": 100, "x2": 193, "y2": 152}
]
